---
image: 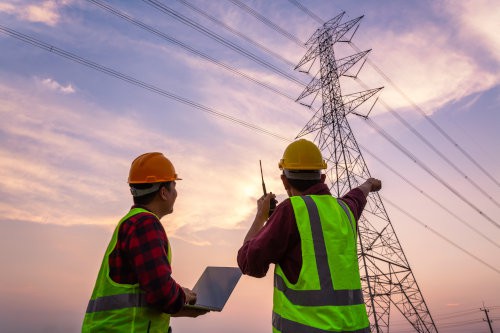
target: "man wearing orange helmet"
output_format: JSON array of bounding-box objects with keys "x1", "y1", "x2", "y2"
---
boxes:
[
  {"x1": 237, "y1": 139, "x2": 381, "y2": 333},
  {"x1": 83, "y1": 152, "x2": 207, "y2": 333}
]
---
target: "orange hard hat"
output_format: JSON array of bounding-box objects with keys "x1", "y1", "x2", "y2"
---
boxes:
[{"x1": 128, "y1": 152, "x2": 181, "y2": 184}]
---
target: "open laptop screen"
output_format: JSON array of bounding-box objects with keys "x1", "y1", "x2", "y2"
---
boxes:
[{"x1": 185, "y1": 266, "x2": 242, "y2": 312}]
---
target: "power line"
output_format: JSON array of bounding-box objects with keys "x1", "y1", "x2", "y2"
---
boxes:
[
  {"x1": 382, "y1": 195, "x2": 500, "y2": 275},
  {"x1": 175, "y1": 0, "x2": 296, "y2": 67},
  {"x1": 86, "y1": 0, "x2": 297, "y2": 101},
  {"x1": 431, "y1": 306, "x2": 500, "y2": 319},
  {"x1": 365, "y1": 117, "x2": 500, "y2": 229},
  {"x1": 434, "y1": 310, "x2": 484, "y2": 321},
  {"x1": 0, "y1": 25, "x2": 291, "y2": 143},
  {"x1": 141, "y1": 0, "x2": 307, "y2": 86},
  {"x1": 286, "y1": 0, "x2": 324, "y2": 25},
  {"x1": 87, "y1": 0, "x2": 328, "y2": 134},
  {"x1": 349, "y1": 41, "x2": 500, "y2": 189},
  {"x1": 392, "y1": 306, "x2": 500, "y2": 332},
  {"x1": 358, "y1": 142, "x2": 499, "y2": 248},
  {"x1": 355, "y1": 78, "x2": 500, "y2": 208},
  {"x1": 226, "y1": 0, "x2": 305, "y2": 47}
]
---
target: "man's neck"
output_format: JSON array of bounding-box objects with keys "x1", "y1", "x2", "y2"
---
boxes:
[
  {"x1": 289, "y1": 188, "x2": 304, "y2": 197},
  {"x1": 142, "y1": 203, "x2": 164, "y2": 220}
]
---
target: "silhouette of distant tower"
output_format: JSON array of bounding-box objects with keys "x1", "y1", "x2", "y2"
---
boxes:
[{"x1": 295, "y1": 12, "x2": 438, "y2": 333}]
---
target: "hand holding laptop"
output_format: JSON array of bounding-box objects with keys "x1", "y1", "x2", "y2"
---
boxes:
[
  {"x1": 171, "y1": 287, "x2": 210, "y2": 318},
  {"x1": 183, "y1": 287, "x2": 198, "y2": 305},
  {"x1": 172, "y1": 306, "x2": 210, "y2": 318}
]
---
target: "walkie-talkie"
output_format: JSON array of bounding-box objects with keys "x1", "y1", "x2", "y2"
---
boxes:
[{"x1": 260, "y1": 160, "x2": 277, "y2": 217}]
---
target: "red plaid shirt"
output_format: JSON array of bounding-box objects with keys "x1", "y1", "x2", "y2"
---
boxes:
[{"x1": 108, "y1": 206, "x2": 185, "y2": 314}]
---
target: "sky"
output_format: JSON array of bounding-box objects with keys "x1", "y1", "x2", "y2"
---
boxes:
[{"x1": 0, "y1": 0, "x2": 499, "y2": 332}]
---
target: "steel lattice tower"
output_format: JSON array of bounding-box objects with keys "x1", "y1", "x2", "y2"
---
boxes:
[{"x1": 295, "y1": 13, "x2": 438, "y2": 333}]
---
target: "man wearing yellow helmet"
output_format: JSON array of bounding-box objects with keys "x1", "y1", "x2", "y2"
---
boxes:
[
  {"x1": 238, "y1": 139, "x2": 381, "y2": 333},
  {"x1": 83, "y1": 152, "x2": 208, "y2": 333}
]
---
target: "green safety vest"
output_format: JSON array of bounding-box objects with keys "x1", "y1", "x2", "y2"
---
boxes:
[
  {"x1": 272, "y1": 195, "x2": 370, "y2": 333},
  {"x1": 82, "y1": 208, "x2": 171, "y2": 333}
]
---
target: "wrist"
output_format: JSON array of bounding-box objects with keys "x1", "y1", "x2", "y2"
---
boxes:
[
  {"x1": 359, "y1": 182, "x2": 371, "y2": 197},
  {"x1": 254, "y1": 215, "x2": 267, "y2": 227},
  {"x1": 255, "y1": 209, "x2": 268, "y2": 222}
]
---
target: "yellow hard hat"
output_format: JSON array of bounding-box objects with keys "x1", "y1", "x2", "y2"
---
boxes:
[
  {"x1": 278, "y1": 139, "x2": 327, "y2": 170},
  {"x1": 128, "y1": 152, "x2": 181, "y2": 184}
]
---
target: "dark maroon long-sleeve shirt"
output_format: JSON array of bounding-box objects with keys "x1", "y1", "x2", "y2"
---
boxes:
[
  {"x1": 108, "y1": 206, "x2": 185, "y2": 314},
  {"x1": 237, "y1": 183, "x2": 367, "y2": 284}
]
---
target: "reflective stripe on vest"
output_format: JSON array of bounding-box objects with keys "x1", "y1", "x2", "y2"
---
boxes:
[
  {"x1": 86, "y1": 293, "x2": 147, "y2": 313},
  {"x1": 273, "y1": 313, "x2": 371, "y2": 333},
  {"x1": 337, "y1": 199, "x2": 355, "y2": 239},
  {"x1": 274, "y1": 275, "x2": 363, "y2": 306}
]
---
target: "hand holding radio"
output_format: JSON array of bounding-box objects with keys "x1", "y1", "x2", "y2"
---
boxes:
[{"x1": 260, "y1": 160, "x2": 278, "y2": 218}]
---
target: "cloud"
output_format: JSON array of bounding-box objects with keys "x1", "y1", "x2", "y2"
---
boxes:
[
  {"x1": 0, "y1": 3, "x2": 15, "y2": 14},
  {"x1": 260, "y1": 1, "x2": 498, "y2": 117},
  {"x1": 0, "y1": 79, "x2": 167, "y2": 225},
  {"x1": 0, "y1": 75, "x2": 283, "y2": 239},
  {"x1": 40, "y1": 77, "x2": 75, "y2": 94},
  {"x1": 441, "y1": 0, "x2": 500, "y2": 62},
  {"x1": 4, "y1": 0, "x2": 496, "y2": 246},
  {"x1": 0, "y1": 1, "x2": 70, "y2": 26},
  {"x1": 446, "y1": 303, "x2": 461, "y2": 307},
  {"x1": 376, "y1": 37, "x2": 494, "y2": 112},
  {"x1": 23, "y1": 1, "x2": 59, "y2": 26},
  {"x1": 364, "y1": 17, "x2": 497, "y2": 114},
  {"x1": 189, "y1": 0, "x2": 499, "y2": 117}
]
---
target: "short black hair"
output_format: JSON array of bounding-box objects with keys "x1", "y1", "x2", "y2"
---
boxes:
[
  {"x1": 284, "y1": 170, "x2": 322, "y2": 192},
  {"x1": 286, "y1": 178, "x2": 322, "y2": 192},
  {"x1": 131, "y1": 182, "x2": 172, "y2": 206}
]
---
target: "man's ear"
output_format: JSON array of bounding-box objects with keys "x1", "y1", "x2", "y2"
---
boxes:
[
  {"x1": 320, "y1": 174, "x2": 326, "y2": 183},
  {"x1": 159, "y1": 185, "x2": 168, "y2": 200}
]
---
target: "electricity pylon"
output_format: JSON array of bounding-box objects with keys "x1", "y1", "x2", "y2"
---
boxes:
[{"x1": 295, "y1": 12, "x2": 438, "y2": 333}]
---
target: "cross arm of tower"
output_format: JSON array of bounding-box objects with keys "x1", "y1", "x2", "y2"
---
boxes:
[
  {"x1": 302, "y1": 11, "x2": 345, "y2": 47},
  {"x1": 296, "y1": 50, "x2": 372, "y2": 101},
  {"x1": 295, "y1": 87, "x2": 381, "y2": 138},
  {"x1": 294, "y1": 104, "x2": 337, "y2": 138},
  {"x1": 343, "y1": 87, "x2": 383, "y2": 117},
  {"x1": 295, "y1": 78, "x2": 322, "y2": 101},
  {"x1": 296, "y1": 15, "x2": 365, "y2": 71},
  {"x1": 337, "y1": 49, "x2": 371, "y2": 76}
]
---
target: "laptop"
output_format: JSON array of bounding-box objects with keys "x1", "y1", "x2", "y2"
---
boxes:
[{"x1": 185, "y1": 266, "x2": 242, "y2": 312}]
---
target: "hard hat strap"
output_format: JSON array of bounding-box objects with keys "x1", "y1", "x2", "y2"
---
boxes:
[
  {"x1": 284, "y1": 169, "x2": 322, "y2": 180},
  {"x1": 130, "y1": 183, "x2": 163, "y2": 197}
]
